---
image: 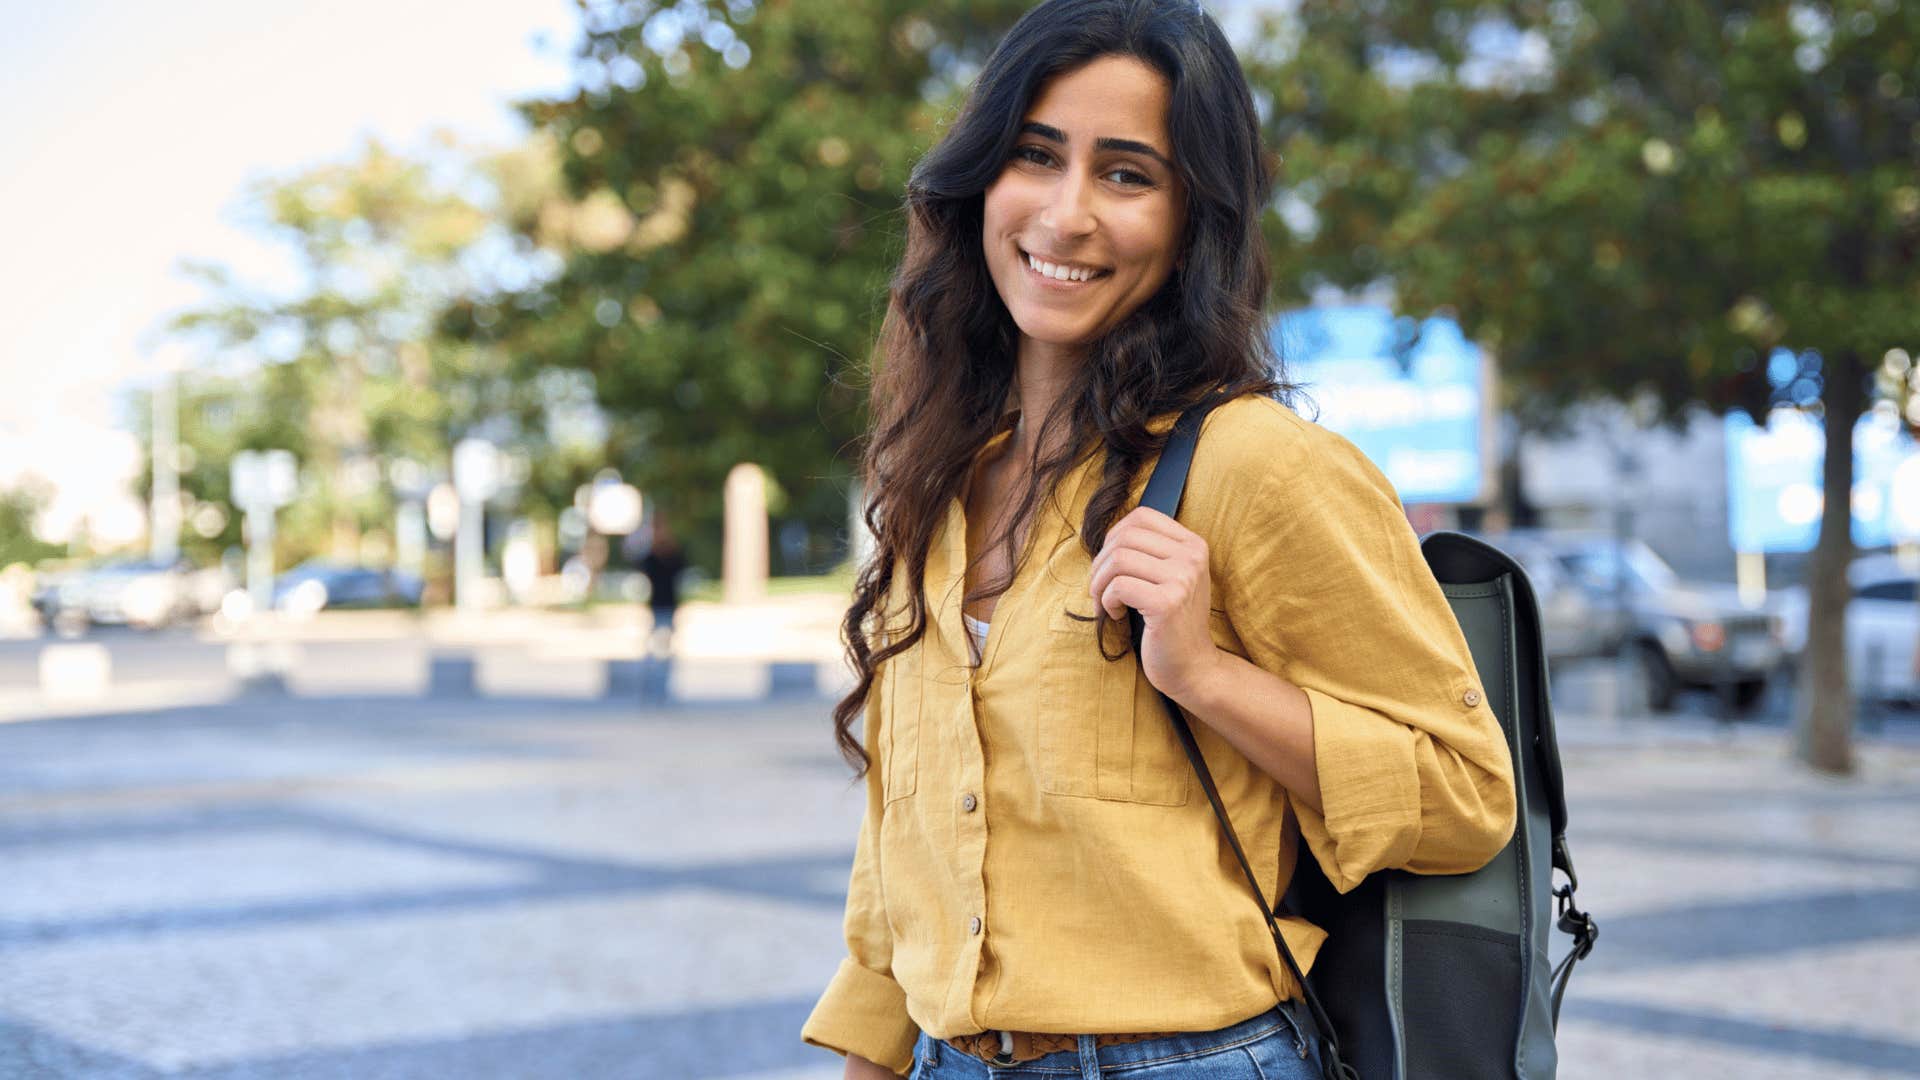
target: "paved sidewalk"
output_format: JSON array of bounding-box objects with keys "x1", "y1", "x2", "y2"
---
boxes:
[
  {"x1": 1546, "y1": 728, "x2": 1920, "y2": 1078},
  {"x1": 0, "y1": 688, "x2": 1914, "y2": 1078}
]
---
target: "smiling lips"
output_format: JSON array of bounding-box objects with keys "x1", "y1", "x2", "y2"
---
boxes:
[{"x1": 1022, "y1": 247, "x2": 1109, "y2": 285}]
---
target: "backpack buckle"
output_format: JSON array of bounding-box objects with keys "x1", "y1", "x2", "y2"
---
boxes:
[{"x1": 1554, "y1": 880, "x2": 1598, "y2": 959}]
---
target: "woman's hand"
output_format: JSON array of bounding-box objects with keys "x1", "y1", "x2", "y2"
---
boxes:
[
  {"x1": 1089, "y1": 505, "x2": 1224, "y2": 705},
  {"x1": 845, "y1": 1051, "x2": 905, "y2": 1079}
]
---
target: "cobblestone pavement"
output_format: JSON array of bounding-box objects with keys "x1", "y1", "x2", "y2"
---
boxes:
[{"x1": 0, "y1": 689, "x2": 1916, "y2": 1079}]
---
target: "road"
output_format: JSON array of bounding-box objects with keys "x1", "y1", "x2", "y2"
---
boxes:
[{"x1": 0, "y1": 616, "x2": 843, "y2": 715}]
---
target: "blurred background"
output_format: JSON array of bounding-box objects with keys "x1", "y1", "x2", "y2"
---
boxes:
[{"x1": 0, "y1": 1, "x2": 1916, "y2": 1078}]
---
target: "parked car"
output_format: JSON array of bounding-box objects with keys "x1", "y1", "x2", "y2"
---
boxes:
[
  {"x1": 29, "y1": 561, "x2": 84, "y2": 631},
  {"x1": 32, "y1": 557, "x2": 229, "y2": 632},
  {"x1": 1476, "y1": 529, "x2": 1782, "y2": 713},
  {"x1": 1772, "y1": 552, "x2": 1920, "y2": 706},
  {"x1": 1455, "y1": 530, "x2": 1628, "y2": 664},
  {"x1": 270, "y1": 562, "x2": 423, "y2": 615}
]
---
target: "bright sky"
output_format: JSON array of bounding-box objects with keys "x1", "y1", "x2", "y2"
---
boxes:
[{"x1": 0, "y1": 0, "x2": 579, "y2": 544}]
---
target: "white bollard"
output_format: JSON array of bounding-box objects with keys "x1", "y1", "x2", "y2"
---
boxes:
[
  {"x1": 227, "y1": 641, "x2": 301, "y2": 695},
  {"x1": 39, "y1": 643, "x2": 112, "y2": 701}
]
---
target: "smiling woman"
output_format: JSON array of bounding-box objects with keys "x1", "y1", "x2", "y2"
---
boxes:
[{"x1": 802, "y1": 2, "x2": 1516, "y2": 1078}]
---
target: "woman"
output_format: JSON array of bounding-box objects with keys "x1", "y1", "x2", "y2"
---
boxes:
[{"x1": 802, "y1": 1, "x2": 1517, "y2": 1077}]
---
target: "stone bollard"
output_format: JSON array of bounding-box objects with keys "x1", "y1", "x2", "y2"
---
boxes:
[
  {"x1": 723, "y1": 463, "x2": 769, "y2": 605},
  {"x1": 427, "y1": 650, "x2": 478, "y2": 697},
  {"x1": 768, "y1": 661, "x2": 820, "y2": 699},
  {"x1": 605, "y1": 657, "x2": 671, "y2": 704},
  {"x1": 227, "y1": 641, "x2": 298, "y2": 696},
  {"x1": 39, "y1": 643, "x2": 111, "y2": 702}
]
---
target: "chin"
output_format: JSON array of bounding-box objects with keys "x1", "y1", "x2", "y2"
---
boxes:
[{"x1": 1009, "y1": 311, "x2": 1098, "y2": 348}]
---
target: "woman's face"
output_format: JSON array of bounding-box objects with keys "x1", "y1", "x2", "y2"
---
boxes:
[{"x1": 982, "y1": 54, "x2": 1188, "y2": 355}]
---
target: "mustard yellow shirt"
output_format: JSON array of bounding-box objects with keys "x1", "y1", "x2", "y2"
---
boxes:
[{"x1": 801, "y1": 393, "x2": 1518, "y2": 1076}]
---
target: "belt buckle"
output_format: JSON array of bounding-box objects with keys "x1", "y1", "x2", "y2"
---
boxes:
[{"x1": 989, "y1": 1029, "x2": 1016, "y2": 1066}]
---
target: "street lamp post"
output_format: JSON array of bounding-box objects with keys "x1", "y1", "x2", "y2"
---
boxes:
[
  {"x1": 452, "y1": 438, "x2": 501, "y2": 612},
  {"x1": 150, "y1": 372, "x2": 181, "y2": 567},
  {"x1": 388, "y1": 458, "x2": 432, "y2": 582},
  {"x1": 230, "y1": 449, "x2": 297, "y2": 616}
]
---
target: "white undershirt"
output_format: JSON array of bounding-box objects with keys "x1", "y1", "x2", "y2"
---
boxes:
[{"x1": 962, "y1": 612, "x2": 990, "y2": 667}]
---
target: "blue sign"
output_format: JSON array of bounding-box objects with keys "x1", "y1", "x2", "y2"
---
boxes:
[
  {"x1": 1271, "y1": 304, "x2": 1487, "y2": 504},
  {"x1": 1725, "y1": 406, "x2": 1920, "y2": 553}
]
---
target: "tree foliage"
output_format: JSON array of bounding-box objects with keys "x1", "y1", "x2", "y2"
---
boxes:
[
  {"x1": 480, "y1": 0, "x2": 1035, "y2": 575},
  {"x1": 1249, "y1": 0, "x2": 1918, "y2": 772},
  {"x1": 162, "y1": 134, "x2": 592, "y2": 567},
  {"x1": 0, "y1": 482, "x2": 63, "y2": 568}
]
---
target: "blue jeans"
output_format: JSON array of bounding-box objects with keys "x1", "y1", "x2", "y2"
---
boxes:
[{"x1": 907, "y1": 998, "x2": 1324, "y2": 1079}]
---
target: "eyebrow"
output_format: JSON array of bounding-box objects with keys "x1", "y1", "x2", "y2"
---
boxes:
[{"x1": 1019, "y1": 121, "x2": 1174, "y2": 171}]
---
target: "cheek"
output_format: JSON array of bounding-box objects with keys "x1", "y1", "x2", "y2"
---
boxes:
[
  {"x1": 980, "y1": 175, "x2": 1026, "y2": 242},
  {"x1": 1114, "y1": 213, "x2": 1183, "y2": 287}
]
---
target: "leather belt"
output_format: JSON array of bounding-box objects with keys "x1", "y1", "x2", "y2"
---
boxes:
[{"x1": 944, "y1": 1028, "x2": 1181, "y2": 1066}]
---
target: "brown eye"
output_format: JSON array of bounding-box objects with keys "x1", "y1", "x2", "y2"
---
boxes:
[{"x1": 1013, "y1": 145, "x2": 1053, "y2": 166}]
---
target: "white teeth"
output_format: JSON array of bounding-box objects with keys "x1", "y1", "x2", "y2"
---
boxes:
[{"x1": 1026, "y1": 252, "x2": 1097, "y2": 281}]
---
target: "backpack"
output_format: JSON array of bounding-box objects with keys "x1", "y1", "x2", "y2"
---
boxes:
[{"x1": 1128, "y1": 394, "x2": 1598, "y2": 1080}]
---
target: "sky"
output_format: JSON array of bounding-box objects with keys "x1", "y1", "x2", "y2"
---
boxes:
[{"x1": 0, "y1": 0, "x2": 580, "y2": 544}]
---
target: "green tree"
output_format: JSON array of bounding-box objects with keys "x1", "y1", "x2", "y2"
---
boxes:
[
  {"x1": 473, "y1": 0, "x2": 1033, "y2": 576},
  {"x1": 163, "y1": 134, "x2": 577, "y2": 567},
  {"x1": 0, "y1": 482, "x2": 63, "y2": 568},
  {"x1": 1250, "y1": 1, "x2": 1918, "y2": 775}
]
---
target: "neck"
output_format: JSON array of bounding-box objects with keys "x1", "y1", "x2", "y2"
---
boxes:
[{"x1": 1009, "y1": 335, "x2": 1081, "y2": 463}]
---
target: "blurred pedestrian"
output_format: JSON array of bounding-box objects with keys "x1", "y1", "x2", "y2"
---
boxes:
[
  {"x1": 801, "y1": 2, "x2": 1515, "y2": 1079},
  {"x1": 638, "y1": 519, "x2": 686, "y2": 658}
]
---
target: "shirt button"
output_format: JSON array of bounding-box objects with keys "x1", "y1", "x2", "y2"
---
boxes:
[
  {"x1": 1463, "y1": 688, "x2": 1482, "y2": 707},
  {"x1": 962, "y1": 793, "x2": 978, "y2": 812},
  {"x1": 968, "y1": 915, "x2": 982, "y2": 934}
]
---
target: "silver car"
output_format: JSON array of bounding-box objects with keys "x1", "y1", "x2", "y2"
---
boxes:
[
  {"x1": 38, "y1": 558, "x2": 230, "y2": 633},
  {"x1": 1461, "y1": 531, "x2": 1627, "y2": 663},
  {"x1": 1479, "y1": 530, "x2": 1783, "y2": 713},
  {"x1": 1773, "y1": 552, "x2": 1920, "y2": 705}
]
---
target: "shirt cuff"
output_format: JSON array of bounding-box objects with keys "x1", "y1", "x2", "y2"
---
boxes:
[
  {"x1": 1288, "y1": 685, "x2": 1422, "y2": 893},
  {"x1": 801, "y1": 957, "x2": 920, "y2": 1077}
]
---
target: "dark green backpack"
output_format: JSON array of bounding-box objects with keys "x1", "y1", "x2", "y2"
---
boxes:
[{"x1": 1129, "y1": 395, "x2": 1598, "y2": 1080}]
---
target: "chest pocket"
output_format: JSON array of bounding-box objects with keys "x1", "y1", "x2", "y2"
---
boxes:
[
  {"x1": 1036, "y1": 601, "x2": 1190, "y2": 806},
  {"x1": 883, "y1": 643, "x2": 922, "y2": 804}
]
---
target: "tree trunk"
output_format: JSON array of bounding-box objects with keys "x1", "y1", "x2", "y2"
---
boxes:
[{"x1": 1794, "y1": 349, "x2": 1862, "y2": 775}]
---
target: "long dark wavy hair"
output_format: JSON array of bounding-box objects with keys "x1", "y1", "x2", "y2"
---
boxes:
[{"x1": 831, "y1": 0, "x2": 1298, "y2": 777}]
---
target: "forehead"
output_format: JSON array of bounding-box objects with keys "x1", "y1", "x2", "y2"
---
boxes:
[{"x1": 1023, "y1": 54, "x2": 1173, "y2": 151}]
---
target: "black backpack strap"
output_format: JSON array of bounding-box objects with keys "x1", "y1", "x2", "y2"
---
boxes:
[{"x1": 1128, "y1": 391, "x2": 1359, "y2": 1080}]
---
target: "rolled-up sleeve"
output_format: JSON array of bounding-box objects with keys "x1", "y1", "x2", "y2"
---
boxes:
[
  {"x1": 801, "y1": 658, "x2": 920, "y2": 1076},
  {"x1": 1217, "y1": 421, "x2": 1517, "y2": 894}
]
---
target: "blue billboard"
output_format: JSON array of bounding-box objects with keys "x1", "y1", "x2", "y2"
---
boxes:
[
  {"x1": 1725, "y1": 405, "x2": 1920, "y2": 553},
  {"x1": 1271, "y1": 304, "x2": 1487, "y2": 504}
]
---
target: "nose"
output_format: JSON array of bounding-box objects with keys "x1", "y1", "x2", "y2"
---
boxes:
[{"x1": 1037, "y1": 167, "x2": 1096, "y2": 239}]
